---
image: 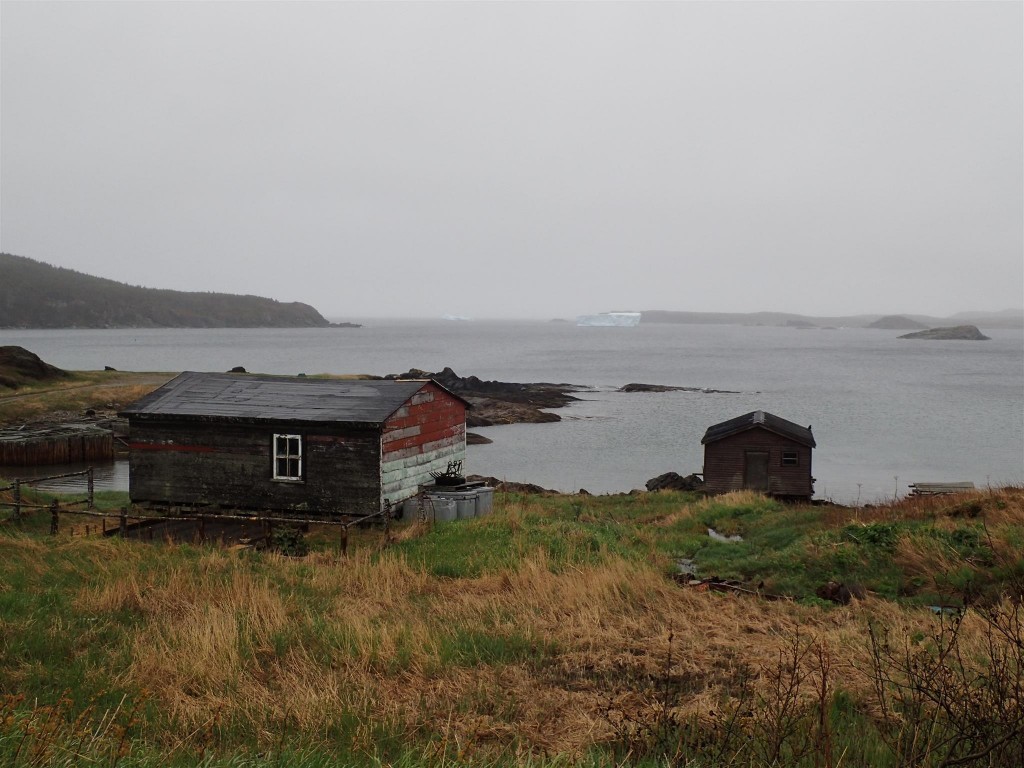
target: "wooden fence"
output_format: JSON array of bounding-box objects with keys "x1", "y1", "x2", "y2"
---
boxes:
[
  {"x1": 0, "y1": 468, "x2": 95, "y2": 518},
  {"x1": 1, "y1": 470, "x2": 393, "y2": 553}
]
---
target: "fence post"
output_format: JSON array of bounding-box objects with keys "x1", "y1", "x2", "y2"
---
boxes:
[
  {"x1": 340, "y1": 524, "x2": 349, "y2": 556},
  {"x1": 12, "y1": 480, "x2": 20, "y2": 520},
  {"x1": 119, "y1": 506, "x2": 128, "y2": 538},
  {"x1": 50, "y1": 500, "x2": 59, "y2": 535},
  {"x1": 87, "y1": 467, "x2": 94, "y2": 509}
]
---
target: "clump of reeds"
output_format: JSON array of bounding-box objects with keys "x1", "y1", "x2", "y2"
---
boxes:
[{"x1": 0, "y1": 691, "x2": 146, "y2": 767}]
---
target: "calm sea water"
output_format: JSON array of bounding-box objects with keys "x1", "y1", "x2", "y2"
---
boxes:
[{"x1": 3, "y1": 321, "x2": 1022, "y2": 503}]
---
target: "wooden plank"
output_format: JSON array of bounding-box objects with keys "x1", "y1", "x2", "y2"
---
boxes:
[{"x1": 909, "y1": 482, "x2": 976, "y2": 495}]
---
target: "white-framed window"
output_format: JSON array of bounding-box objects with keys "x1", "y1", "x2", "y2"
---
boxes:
[
  {"x1": 781, "y1": 450, "x2": 799, "y2": 467},
  {"x1": 273, "y1": 434, "x2": 303, "y2": 481}
]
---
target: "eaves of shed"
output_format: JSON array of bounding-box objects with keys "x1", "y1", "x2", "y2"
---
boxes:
[{"x1": 701, "y1": 410, "x2": 815, "y2": 447}]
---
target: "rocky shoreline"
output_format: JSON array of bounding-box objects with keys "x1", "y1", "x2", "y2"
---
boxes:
[
  {"x1": 618, "y1": 382, "x2": 741, "y2": 394},
  {"x1": 384, "y1": 367, "x2": 585, "y2": 427}
]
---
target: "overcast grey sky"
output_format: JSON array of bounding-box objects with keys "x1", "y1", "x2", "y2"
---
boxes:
[{"x1": 1, "y1": 1, "x2": 1021, "y2": 320}]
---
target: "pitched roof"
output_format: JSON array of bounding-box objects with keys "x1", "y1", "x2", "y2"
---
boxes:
[
  {"x1": 701, "y1": 410, "x2": 816, "y2": 447},
  {"x1": 120, "y1": 371, "x2": 464, "y2": 426}
]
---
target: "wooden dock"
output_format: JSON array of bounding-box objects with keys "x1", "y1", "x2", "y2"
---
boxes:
[{"x1": 0, "y1": 424, "x2": 114, "y2": 466}]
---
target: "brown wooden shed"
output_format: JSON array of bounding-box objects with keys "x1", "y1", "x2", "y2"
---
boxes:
[
  {"x1": 701, "y1": 411, "x2": 815, "y2": 500},
  {"x1": 119, "y1": 371, "x2": 468, "y2": 517}
]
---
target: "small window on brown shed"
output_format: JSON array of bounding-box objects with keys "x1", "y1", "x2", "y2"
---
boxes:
[{"x1": 782, "y1": 450, "x2": 799, "y2": 466}]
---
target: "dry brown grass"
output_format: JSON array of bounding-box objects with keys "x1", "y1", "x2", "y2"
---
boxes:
[
  {"x1": 4, "y1": 486, "x2": 1007, "y2": 759},
  {"x1": 64, "y1": 537, "x2": 964, "y2": 757},
  {"x1": 0, "y1": 372, "x2": 171, "y2": 425}
]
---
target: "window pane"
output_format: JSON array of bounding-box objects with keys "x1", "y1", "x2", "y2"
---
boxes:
[{"x1": 272, "y1": 435, "x2": 303, "y2": 479}]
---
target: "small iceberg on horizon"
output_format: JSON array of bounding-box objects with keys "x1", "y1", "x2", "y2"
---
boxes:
[{"x1": 576, "y1": 312, "x2": 641, "y2": 327}]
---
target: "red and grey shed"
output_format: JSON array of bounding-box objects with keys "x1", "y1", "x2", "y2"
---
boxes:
[
  {"x1": 119, "y1": 371, "x2": 468, "y2": 516},
  {"x1": 701, "y1": 411, "x2": 815, "y2": 500}
]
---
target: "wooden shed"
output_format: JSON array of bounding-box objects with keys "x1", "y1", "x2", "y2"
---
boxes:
[
  {"x1": 119, "y1": 371, "x2": 468, "y2": 517},
  {"x1": 701, "y1": 411, "x2": 815, "y2": 500}
]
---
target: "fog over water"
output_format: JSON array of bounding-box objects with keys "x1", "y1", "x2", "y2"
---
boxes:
[{"x1": 1, "y1": 2, "x2": 1021, "y2": 320}]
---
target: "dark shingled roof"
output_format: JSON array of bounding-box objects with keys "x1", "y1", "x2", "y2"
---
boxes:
[
  {"x1": 119, "y1": 371, "x2": 460, "y2": 426},
  {"x1": 701, "y1": 410, "x2": 816, "y2": 447}
]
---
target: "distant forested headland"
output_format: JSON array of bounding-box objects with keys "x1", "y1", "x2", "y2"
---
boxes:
[{"x1": 0, "y1": 253, "x2": 344, "y2": 329}]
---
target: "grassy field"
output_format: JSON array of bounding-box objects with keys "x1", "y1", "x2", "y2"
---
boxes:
[
  {"x1": 0, "y1": 369, "x2": 173, "y2": 426},
  {"x1": 0, "y1": 480, "x2": 1022, "y2": 767}
]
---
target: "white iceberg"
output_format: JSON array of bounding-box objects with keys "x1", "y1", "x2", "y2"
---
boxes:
[{"x1": 576, "y1": 312, "x2": 641, "y2": 327}]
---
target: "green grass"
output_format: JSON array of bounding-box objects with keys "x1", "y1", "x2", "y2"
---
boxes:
[
  {"x1": 0, "y1": 487, "x2": 1020, "y2": 767},
  {"x1": 391, "y1": 493, "x2": 682, "y2": 578},
  {"x1": 5, "y1": 483, "x2": 1018, "y2": 606}
]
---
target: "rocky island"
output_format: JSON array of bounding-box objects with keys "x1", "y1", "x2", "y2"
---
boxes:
[{"x1": 898, "y1": 325, "x2": 991, "y2": 341}]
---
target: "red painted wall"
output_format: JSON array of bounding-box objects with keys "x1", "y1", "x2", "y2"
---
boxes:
[{"x1": 381, "y1": 383, "x2": 466, "y2": 461}]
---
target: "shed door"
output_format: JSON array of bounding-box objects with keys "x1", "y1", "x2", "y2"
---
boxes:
[{"x1": 743, "y1": 451, "x2": 770, "y2": 491}]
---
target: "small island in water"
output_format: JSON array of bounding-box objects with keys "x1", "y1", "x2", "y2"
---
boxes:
[{"x1": 898, "y1": 325, "x2": 991, "y2": 341}]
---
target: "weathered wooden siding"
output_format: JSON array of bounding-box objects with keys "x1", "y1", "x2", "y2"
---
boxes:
[
  {"x1": 703, "y1": 428, "x2": 813, "y2": 498},
  {"x1": 128, "y1": 421, "x2": 381, "y2": 516},
  {"x1": 380, "y1": 383, "x2": 466, "y2": 502}
]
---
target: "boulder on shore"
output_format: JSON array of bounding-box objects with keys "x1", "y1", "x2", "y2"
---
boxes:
[{"x1": 898, "y1": 325, "x2": 990, "y2": 341}]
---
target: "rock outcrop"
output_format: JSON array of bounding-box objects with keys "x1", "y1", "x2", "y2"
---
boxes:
[
  {"x1": 465, "y1": 475, "x2": 556, "y2": 494},
  {"x1": 386, "y1": 367, "x2": 582, "y2": 427},
  {"x1": 0, "y1": 346, "x2": 69, "y2": 389},
  {"x1": 645, "y1": 472, "x2": 705, "y2": 492},
  {"x1": 619, "y1": 383, "x2": 740, "y2": 394},
  {"x1": 898, "y1": 325, "x2": 991, "y2": 340}
]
